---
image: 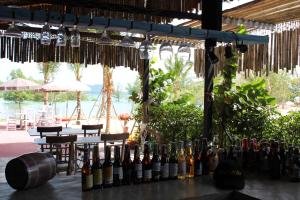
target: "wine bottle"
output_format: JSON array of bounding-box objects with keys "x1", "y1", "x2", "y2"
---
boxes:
[
  {"x1": 269, "y1": 141, "x2": 281, "y2": 179},
  {"x1": 169, "y1": 142, "x2": 178, "y2": 179},
  {"x1": 103, "y1": 146, "x2": 113, "y2": 187},
  {"x1": 279, "y1": 141, "x2": 286, "y2": 176},
  {"x1": 194, "y1": 139, "x2": 202, "y2": 176},
  {"x1": 133, "y1": 144, "x2": 142, "y2": 184},
  {"x1": 82, "y1": 149, "x2": 93, "y2": 192},
  {"x1": 92, "y1": 146, "x2": 102, "y2": 189},
  {"x1": 113, "y1": 146, "x2": 123, "y2": 186},
  {"x1": 178, "y1": 141, "x2": 186, "y2": 179},
  {"x1": 122, "y1": 144, "x2": 132, "y2": 185},
  {"x1": 160, "y1": 144, "x2": 169, "y2": 180},
  {"x1": 186, "y1": 141, "x2": 194, "y2": 178},
  {"x1": 242, "y1": 138, "x2": 249, "y2": 170},
  {"x1": 201, "y1": 138, "x2": 209, "y2": 175},
  {"x1": 142, "y1": 143, "x2": 152, "y2": 183},
  {"x1": 152, "y1": 143, "x2": 161, "y2": 181}
]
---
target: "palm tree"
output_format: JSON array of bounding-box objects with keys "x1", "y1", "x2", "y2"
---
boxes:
[
  {"x1": 38, "y1": 62, "x2": 59, "y2": 105},
  {"x1": 103, "y1": 65, "x2": 114, "y2": 133},
  {"x1": 70, "y1": 63, "x2": 83, "y2": 122},
  {"x1": 164, "y1": 54, "x2": 192, "y2": 100}
]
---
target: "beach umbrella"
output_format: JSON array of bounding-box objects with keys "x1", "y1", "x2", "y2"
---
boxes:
[
  {"x1": 0, "y1": 78, "x2": 39, "y2": 91},
  {"x1": 38, "y1": 79, "x2": 91, "y2": 122},
  {"x1": 0, "y1": 78, "x2": 40, "y2": 112},
  {"x1": 39, "y1": 79, "x2": 91, "y2": 92}
]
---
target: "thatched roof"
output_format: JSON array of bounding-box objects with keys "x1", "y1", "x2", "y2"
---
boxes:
[{"x1": 183, "y1": 0, "x2": 300, "y2": 31}]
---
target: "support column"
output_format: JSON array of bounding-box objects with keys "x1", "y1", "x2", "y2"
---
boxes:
[
  {"x1": 142, "y1": 59, "x2": 150, "y2": 124},
  {"x1": 202, "y1": 0, "x2": 222, "y2": 140}
]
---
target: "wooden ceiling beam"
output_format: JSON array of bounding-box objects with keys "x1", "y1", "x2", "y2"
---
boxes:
[{"x1": 1, "y1": 0, "x2": 203, "y2": 21}]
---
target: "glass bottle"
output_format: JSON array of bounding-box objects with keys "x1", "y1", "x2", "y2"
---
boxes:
[
  {"x1": 91, "y1": 146, "x2": 102, "y2": 189},
  {"x1": 242, "y1": 138, "x2": 249, "y2": 170},
  {"x1": 201, "y1": 138, "x2": 209, "y2": 175},
  {"x1": 81, "y1": 149, "x2": 93, "y2": 191},
  {"x1": 270, "y1": 141, "x2": 281, "y2": 179},
  {"x1": 279, "y1": 141, "x2": 286, "y2": 176},
  {"x1": 152, "y1": 143, "x2": 161, "y2": 181},
  {"x1": 160, "y1": 144, "x2": 169, "y2": 180},
  {"x1": 142, "y1": 143, "x2": 152, "y2": 183},
  {"x1": 122, "y1": 144, "x2": 132, "y2": 185},
  {"x1": 177, "y1": 141, "x2": 186, "y2": 179},
  {"x1": 169, "y1": 142, "x2": 178, "y2": 179},
  {"x1": 113, "y1": 146, "x2": 123, "y2": 186},
  {"x1": 194, "y1": 139, "x2": 202, "y2": 176},
  {"x1": 133, "y1": 144, "x2": 142, "y2": 184},
  {"x1": 103, "y1": 146, "x2": 113, "y2": 187},
  {"x1": 186, "y1": 141, "x2": 194, "y2": 178},
  {"x1": 70, "y1": 25, "x2": 80, "y2": 48}
]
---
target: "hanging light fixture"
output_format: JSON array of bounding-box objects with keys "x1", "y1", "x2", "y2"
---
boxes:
[
  {"x1": 56, "y1": 24, "x2": 66, "y2": 47},
  {"x1": 159, "y1": 40, "x2": 173, "y2": 60},
  {"x1": 139, "y1": 35, "x2": 154, "y2": 60},
  {"x1": 5, "y1": 21, "x2": 22, "y2": 38},
  {"x1": 40, "y1": 22, "x2": 51, "y2": 45},
  {"x1": 177, "y1": 42, "x2": 191, "y2": 62},
  {"x1": 119, "y1": 33, "x2": 135, "y2": 47},
  {"x1": 98, "y1": 30, "x2": 112, "y2": 45},
  {"x1": 70, "y1": 25, "x2": 80, "y2": 48}
]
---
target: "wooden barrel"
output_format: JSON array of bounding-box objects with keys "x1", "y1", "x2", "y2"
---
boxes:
[{"x1": 5, "y1": 152, "x2": 56, "y2": 190}]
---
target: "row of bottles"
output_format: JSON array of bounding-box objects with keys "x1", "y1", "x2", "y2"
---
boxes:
[
  {"x1": 226, "y1": 138, "x2": 300, "y2": 181},
  {"x1": 81, "y1": 138, "x2": 213, "y2": 191}
]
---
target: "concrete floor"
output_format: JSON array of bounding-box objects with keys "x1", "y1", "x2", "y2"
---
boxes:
[{"x1": 1, "y1": 174, "x2": 300, "y2": 200}]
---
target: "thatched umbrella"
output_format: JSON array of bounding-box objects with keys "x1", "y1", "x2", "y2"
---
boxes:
[{"x1": 0, "y1": 78, "x2": 40, "y2": 112}]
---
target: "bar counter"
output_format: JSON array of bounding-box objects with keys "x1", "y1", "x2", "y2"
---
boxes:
[{"x1": 1, "y1": 174, "x2": 299, "y2": 200}]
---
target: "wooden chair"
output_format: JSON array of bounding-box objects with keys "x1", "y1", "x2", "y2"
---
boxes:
[
  {"x1": 37, "y1": 126, "x2": 63, "y2": 152},
  {"x1": 82, "y1": 124, "x2": 103, "y2": 137},
  {"x1": 101, "y1": 133, "x2": 129, "y2": 161},
  {"x1": 37, "y1": 126, "x2": 63, "y2": 138},
  {"x1": 74, "y1": 124, "x2": 102, "y2": 170},
  {"x1": 46, "y1": 135, "x2": 77, "y2": 175}
]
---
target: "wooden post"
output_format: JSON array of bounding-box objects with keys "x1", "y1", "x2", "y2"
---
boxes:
[{"x1": 202, "y1": 0, "x2": 222, "y2": 140}]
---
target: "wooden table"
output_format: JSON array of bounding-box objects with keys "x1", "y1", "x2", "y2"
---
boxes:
[{"x1": 27, "y1": 127, "x2": 100, "y2": 137}]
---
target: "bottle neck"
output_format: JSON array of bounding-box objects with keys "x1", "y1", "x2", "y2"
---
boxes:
[{"x1": 105, "y1": 147, "x2": 111, "y2": 162}]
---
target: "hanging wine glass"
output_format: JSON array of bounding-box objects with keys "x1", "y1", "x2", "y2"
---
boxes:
[
  {"x1": 119, "y1": 33, "x2": 135, "y2": 47},
  {"x1": 56, "y1": 24, "x2": 66, "y2": 47},
  {"x1": 159, "y1": 40, "x2": 173, "y2": 60},
  {"x1": 98, "y1": 30, "x2": 112, "y2": 45},
  {"x1": 70, "y1": 25, "x2": 80, "y2": 48},
  {"x1": 5, "y1": 21, "x2": 22, "y2": 38},
  {"x1": 139, "y1": 35, "x2": 154, "y2": 60},
  {"x1": 177, "y1": 42, "x2": 191, "y2": 62},
  {"x1": 40, "y1": 22, "x2": 51, "y2": 45}
]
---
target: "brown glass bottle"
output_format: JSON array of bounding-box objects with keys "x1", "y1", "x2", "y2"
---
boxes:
[
  {"x1": 152, "y1": 143, "x2": 161, "y2": 181},
  {"x1": 91, "y1": 146, "x2": 102, "y2": 189},
  {"x1": 142, "y1": 144, "x2": 152, "y2": 183},
  {"x1": 186, "y1": 141, "x2": 194, "y2": 178},
  {"x1": 113, "y1": 146, "x2": 123, "y2": 186},
  {"x1": 82, "y1": 149, "x2": 93, "y2": 192},
  {"x1": 103, "y1": 146, "x2": 113, "y2": 187},
  {"x1": 178, "y1": 141, "x2": 186, "y2": 179},
  {"x1": 194, "y1": 139, "x2": 202, "y2": 176},
  {"x1": 122, "y1": 144, "x2": 132, "y2": 185},
  {"x1": 160, "y1": 144, "x2": 169, "y2": 180},
  {"x1": 169, "y1": 142, "x2": 178, "y2": 179},
  {"x1": 133, "y1": 145, "x2": 142, "y2": 184},
  {"x1": 201, "y1": 138, "x2": 209, "y2": 175}
]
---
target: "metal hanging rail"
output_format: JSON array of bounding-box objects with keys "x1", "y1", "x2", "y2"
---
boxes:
[{"x1": 0, "y1": 6, "x2": 269, "y2": 44}]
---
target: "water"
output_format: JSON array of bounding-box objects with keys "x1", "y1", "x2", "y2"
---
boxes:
[{"x1": 0, "y1": 98, "x2": 134, "y2": 120}]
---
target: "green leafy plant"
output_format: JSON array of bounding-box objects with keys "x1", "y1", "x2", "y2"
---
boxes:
[{"x1": 148, "y1": 103, "x2": 203, "y2": 143}]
